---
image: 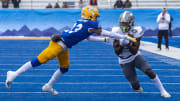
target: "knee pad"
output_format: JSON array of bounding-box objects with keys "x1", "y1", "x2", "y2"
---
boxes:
[
  {"x1": 31, "y1": 58, "x2": 41, "y2": 67},
  {"x1": 60, "y1": 68, "x2": 69, "y2": 74},
  {"x1": 145, "y1": 69, "x2": 156, "y2": 79},
  {"x1": 130, "y1": 80, "x2": 140, "y2": 90}
]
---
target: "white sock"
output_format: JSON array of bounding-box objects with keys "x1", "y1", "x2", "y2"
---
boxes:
[
  {"x1": 152, "y1": 75, "x2": 166, "y2": 92},
  {"x1": 15, "y1": 61, "x2": 33, "y2": 75},
  {"x1": 47, "y1": 69, "x2": 62, "y2": 86}
]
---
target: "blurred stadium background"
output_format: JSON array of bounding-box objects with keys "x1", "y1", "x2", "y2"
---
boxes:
[{"x1": 0, "y1": 0, "x2": 180, "y2": 9}]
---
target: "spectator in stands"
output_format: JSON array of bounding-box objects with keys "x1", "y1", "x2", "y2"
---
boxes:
[
  {"x1": 79, "y1": 0, "x2": 84, "y2": 8},
  {"x1": 46, "y1": 3, "x2": 52, "y2": 8},
  {"x1": 156, "y1": 8, "x2": 171, "y2": 50},
  {"x1": 62, "y1": 2, "x2": 69, "y2": 8},
  {"x1": 114, "y1": 0, "x2": 123, "y2": 9},
  {"x1": 12, "y1": 0, "x2": 21, "y2": 8},
  {"x1": 89, "y1": 0, "x2": 97, "y2": 6},
  {"x1": 54, "y1": 2, "x2": 60, "y2": 8},
  {"x1": 124, "y1": 0, "x2": 132, "y2": 8},
  {"x1": 2, "y1": 0, "x2": 9, "y2": 8}
]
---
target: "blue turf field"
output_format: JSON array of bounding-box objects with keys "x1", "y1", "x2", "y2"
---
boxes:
[{"x1": 0, "y1": 37, "x2": 180, "y2": 101}]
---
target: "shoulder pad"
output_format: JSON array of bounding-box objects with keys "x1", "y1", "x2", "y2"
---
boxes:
[
  {"x1": 131, "y1": 26, "x2": 144, "y2": 38},
  {"x1": 78, "y1": 19, "x2": 88, "y2": 22},
  {"x1": 88, "y1": 20, "x2": 101, "y2": 29},
  {"x1": 112, "y1": 26, "x2": 120, "y2": 33}
]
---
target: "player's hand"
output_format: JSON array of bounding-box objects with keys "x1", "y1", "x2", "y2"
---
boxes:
[
  {"x1": 119, "y1": 38, "x2": 130, "y2": 46},
  {"x1": 113, "y1": 40, "x2": 123, "y2": 56},
  {"x1": 104, "y1": 37, "x2": 110, "y2": 43},
  {"x1": 104, "y1": 37, "x2": 114, "y2": 45}
]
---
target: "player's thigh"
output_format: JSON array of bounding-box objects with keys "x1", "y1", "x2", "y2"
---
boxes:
[
  {"x1": 37, "y1": 41, "x2": 63, "y2": 64},
  {"x1": 134, "y1": 55, "x2": 151, "y2": 73},
  {"x1": 57, "y1": 49, "x2": 70, "y2": 68},
  {"x1": 120, "y1": 62, "x2": 137, "y2": 81}
]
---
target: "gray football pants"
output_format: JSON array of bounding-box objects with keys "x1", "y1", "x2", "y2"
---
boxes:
[{"x1": 120, "y1": 55, "x2": 151, "y2": 87}]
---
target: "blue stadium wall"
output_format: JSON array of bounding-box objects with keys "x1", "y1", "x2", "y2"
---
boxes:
[{"x1": 0, "y1": 9, "x2": 179, "y2": 36}]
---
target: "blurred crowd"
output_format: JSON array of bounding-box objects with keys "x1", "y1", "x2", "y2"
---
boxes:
[
  {"x1": 45, "y1": 0, "x2": 132, "y2": 9},
  {"x1": 1, "y1": 0, "x2": 132, "y2": 9},
  {"x1": 1, "y1": 0, "x2": 21, "y2": 8},
  {"x1": 46, "y1": 2, "x2": 69, "y2": 9},
  {"x1": 114, "y1": 0, "x2": 132, "y2": 9}
]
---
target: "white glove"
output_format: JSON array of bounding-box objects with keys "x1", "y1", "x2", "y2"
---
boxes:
[
  {"x1": 119, "y1": 38, "x2": 130, "y2": 46},
  {"x1": 104, "y1": 37, "x2": 110, "y2": 43}
]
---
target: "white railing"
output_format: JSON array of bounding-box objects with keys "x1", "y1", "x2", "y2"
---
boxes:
[{"x1": 0, "y1": 0, "x2": 180, "y2": 9}]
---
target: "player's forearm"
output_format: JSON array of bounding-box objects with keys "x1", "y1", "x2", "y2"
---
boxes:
[
  {"x1": 87, "y1": 35, "x2": 105, "y2": 42},
  {"x1": 129, "y1": 46, "x2": 138, "y2": 55},
  {"x1": 101, "y1": 29, "x2": 126, "y2": 39},
  {"x1": 114, "y1": 46, "x2": 123, "y2": 56},
  {"x1": 88, "y1": 29, "x2": 102, "y2": 35},
  {"x1": 128, "y1": 41, "x2": 140, "y2": 55}
]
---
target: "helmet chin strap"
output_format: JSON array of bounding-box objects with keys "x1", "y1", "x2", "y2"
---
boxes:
[{"x1": 122, "y1": 26, "x2": 130, "y2": 33}]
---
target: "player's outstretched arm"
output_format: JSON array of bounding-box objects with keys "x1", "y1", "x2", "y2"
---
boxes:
[
  {"x1": 87, "y1": 35, "x2": 105, "y2": 42},
  {"x1": 89, "y1": 29, "x2": 129, "y2": 40},
  {"x1": 88, "y1": 29, "x2": 102, "y2": 35},
  {"x1": 101, "y1": 29, "x2": 136, "y2": 42},
  {"x1": 87, "y1": 35, "x2": 113, "y2": 45},
  {"x1": 89, "y1": 29, "x2": 136, "y2": 42}
]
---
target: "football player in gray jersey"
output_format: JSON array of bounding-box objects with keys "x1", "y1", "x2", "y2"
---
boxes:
[
  {"x1": 79, "y1": 11, "x2": 171, "y2": 98},
  {"x1": 113, "y1": 11, "x2": 171, "y2": 98},
  {"x1": 89, "y1": 11, "x2": 171, "y2": 98}
]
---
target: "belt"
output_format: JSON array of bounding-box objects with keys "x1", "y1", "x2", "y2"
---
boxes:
[
  {"x1": 59, "y1": 37, "x2": 67, "y2": 45},
  {"x1": 119, "y1": 55, "x2": 133, "y2": 59}
]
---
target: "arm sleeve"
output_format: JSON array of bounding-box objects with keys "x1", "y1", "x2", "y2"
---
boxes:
[
  {"x1": 88, "y1": 21, "x2": 101, "y2": 29},
  {"x1": 165, "y1": 14, "x2": 170, "y2": 23},
  {"x1": 87, "y1": 35, "x2": 105, "y2": 42},
  {"x1": 101, "y1": 29, "x2": 127, "y2": 40},
  {"x1": 157, "y1": 14, "x2": 161, "y2": 23}
]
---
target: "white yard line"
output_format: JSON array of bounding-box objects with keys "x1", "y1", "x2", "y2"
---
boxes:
[
  {"x1": 1, "y1": 74, "x2": 180, "y2": 77},
  {"x1": 0, "y1": 92, "x2": 180, "y2": 94},
  {"x1": 141, "y1": 41, "x2": 180, "y2": 60},
  {"x1": 1, "y1": 68, "x2": 180, "y2": 71},
  {"x1": 0, "y1": 82, "x2": 180, "y2": 85}
]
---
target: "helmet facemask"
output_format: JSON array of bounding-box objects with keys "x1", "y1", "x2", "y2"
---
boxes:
[
  {"x1": 119, "y1": 11, "x2": 134, "y2": 33},
  {"x1": 120, "y1": 22, "x2": 131, "y2": 33}
]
